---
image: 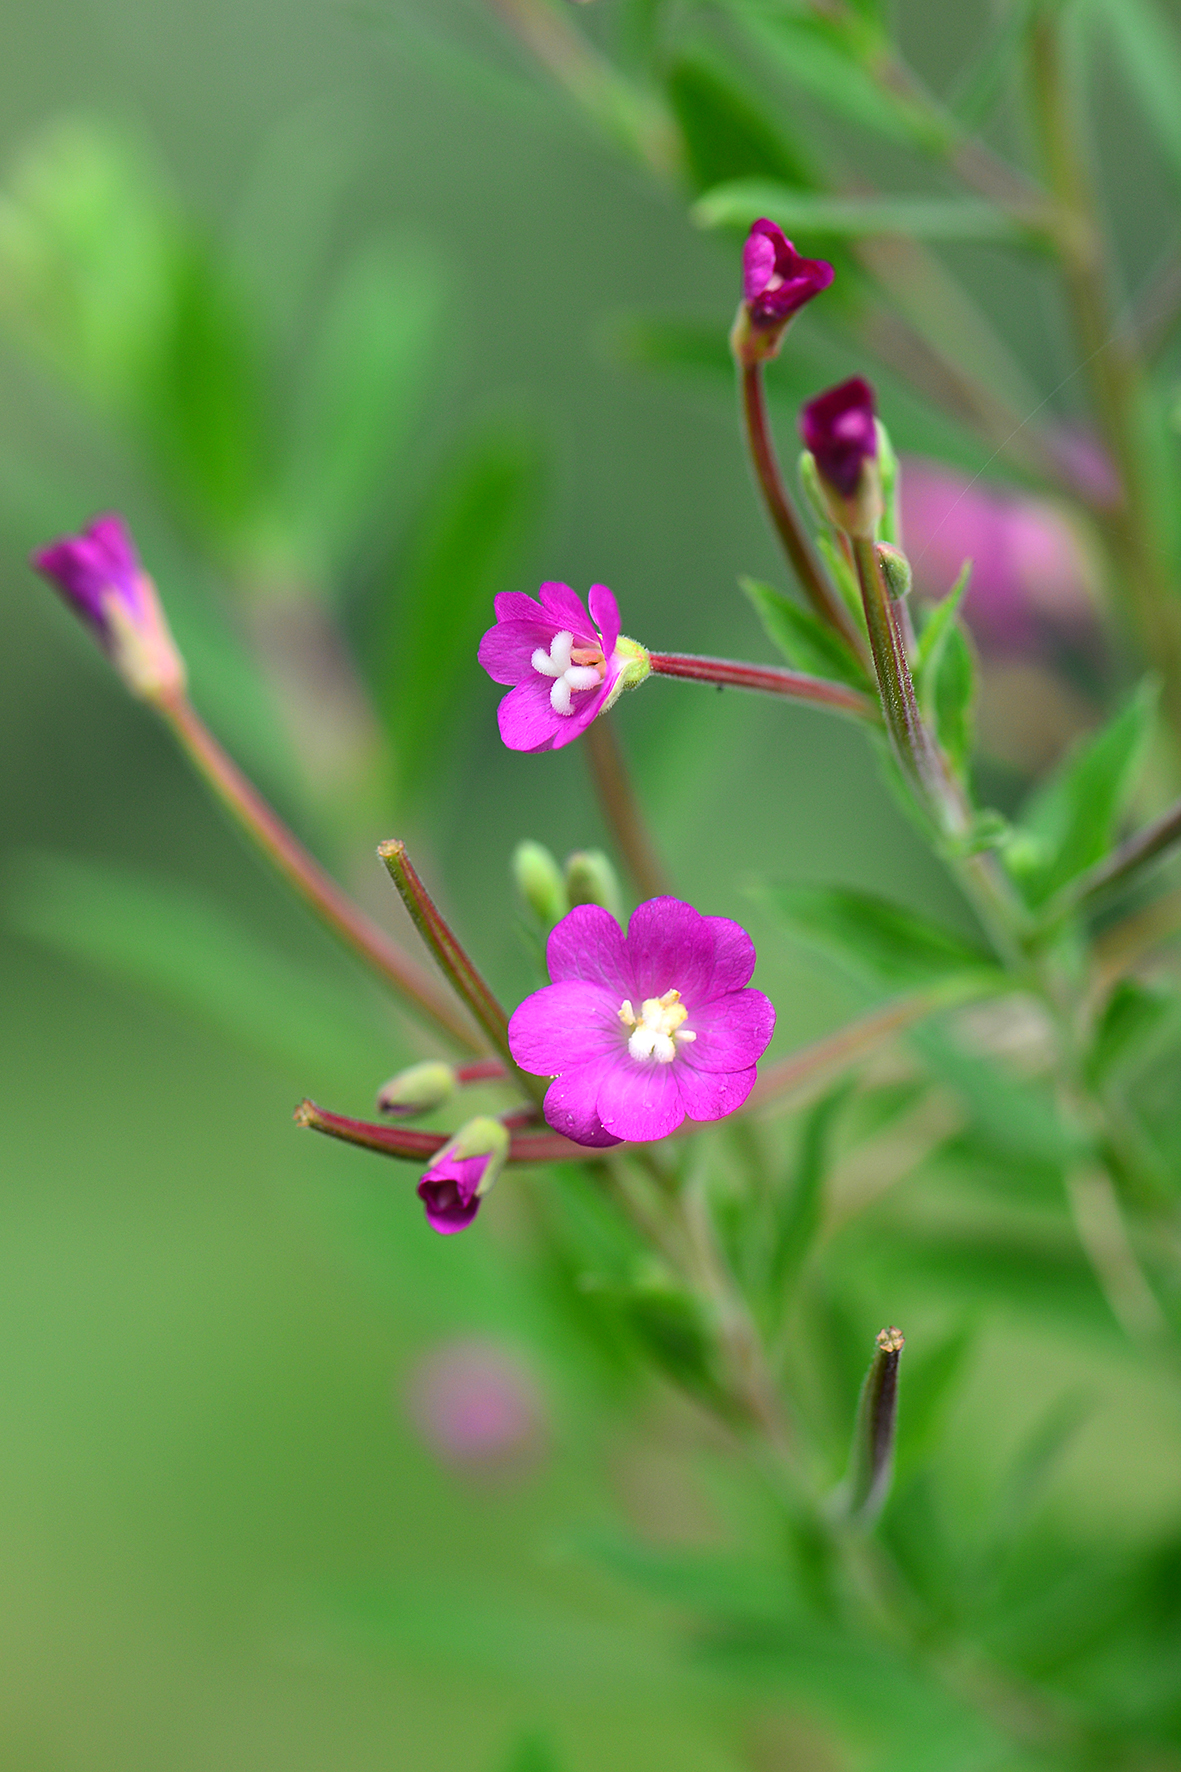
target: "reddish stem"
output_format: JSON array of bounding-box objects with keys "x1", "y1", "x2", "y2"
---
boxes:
[
  {"x1": 456, "y1": 1059, "x2": 510, "y2": 1084},
  {"x1": 648, "y1": 652, "x2": 878, "y2": 721},
  {"x1": 295, "y1": 1099, "x2": 592, "y2": 1165},
  {"x1": 158, "y1": 690, "x2": 484, "y2": 1052},
  {"x1": 583, "y1": 715, "x2": 670, "y2": 898}
]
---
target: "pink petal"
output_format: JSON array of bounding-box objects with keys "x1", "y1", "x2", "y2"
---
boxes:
[
  {"x1": 597, "y1": 1056, "x2": 685, "y2": 1142},
  {"x1": 625, "y1": 898, "x2": 717, "y2": 1002},
  {"x1": 743, "y1": 229, "x2": 777, "y2": 302},
  {"x1": 700, "y1": 916, "x2": 757, "y2": 996},
  {"x1": 543, "y1": 1054, "x2": 625, "y2": 1147},
  {"x1": 548, "y1": 672, "x2": 616, "y2": 749},
  {"x1": 587, "y1": 583, "x2": 620, "y2": 655},
  {"x1": 680, "y1": 988, "x2": 775, "y2": 1072},
  {"x1": 546, "y1": 905, "x2": 633, "y2": 996},
  {"x1": 674, "y1": 1062, "x2": 758, "y2": 1124},
  {"x1": 496, "y1": 677, "x2": 563, "y2": 752},
  {"x1": 508, "y1": 979, "x2": 623, "y2": 1075},
  {"x1": 494, "y1": 591, "x2": 547, "y2": 623},
  {"x1": 478, "y1": 618, "x2": 557, "y2": 685},
  {"x1": 538, "y1": 581, "x2": 595, "y2": 641}
]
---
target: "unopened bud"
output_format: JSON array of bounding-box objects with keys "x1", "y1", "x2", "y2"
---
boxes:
[
  {"x1": 564, "y1": 849, "x2": 622, "y2": 919},
  {"x1": 32, "y1": 514, "x2": 186, "y2": 702},
  {"x1": 417, "y1": 1116, "x2": 510, "y2": 1236},
  {"x1": 876, "y1": 419, "x2": 900, "y2": 545},
  {"x1": 876, "y1": 543, "x2": 912, "y2": 601},
  {"x1": 730, "y1": 220, "x2": 834, "y2": 368},
  {"x1": 799, "y1": 378, "x2": 883, "y2": 540},
  {"x1": 513, "y1": 841, "x2": 569, "y2": 929},
  {"x1": 377, "y1": 1060, "x2": 456, "y2": 1118}
]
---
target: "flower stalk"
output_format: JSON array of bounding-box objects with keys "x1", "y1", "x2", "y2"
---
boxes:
[
  {"x1": 294, "y1": 1098, "x2": 589, "y2": 1165},
  {"x1": 582, "y1": 715, "x2": 671, "y2": 899},
  {"x1": 648, "y1": 650, "x2": 879, "y2": 721},
  {"x1": 156, "y1": 690, "x2": 485, "y2": 1052}
]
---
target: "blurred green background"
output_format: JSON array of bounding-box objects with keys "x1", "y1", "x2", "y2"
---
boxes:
[{"x1": 3, "y1": 1, "x2": 1181, "y2": 1768}]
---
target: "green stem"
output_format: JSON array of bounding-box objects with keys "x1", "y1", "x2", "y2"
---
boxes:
[
  {"x1": 583, "y1": 715, "x2": 670, "y2": 899},
  {"x1": 378, "y1": 840, "x2": 546, "y2": 1104},
  {"x1": 156, "y1": 689, "x2": 484, "y2": 1053}
]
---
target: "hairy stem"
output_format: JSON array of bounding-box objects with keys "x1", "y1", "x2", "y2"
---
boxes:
[{"x1": 156, "y1": 690, "x2": 483, "y2": 1052}]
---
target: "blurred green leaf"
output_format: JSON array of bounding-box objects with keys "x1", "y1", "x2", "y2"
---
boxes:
[
  {"x1": 950, "y1": 0, "x2": 1036, "y2": 129},
  {"x1": 1010, "y1": 680, "x2": 1158, "y2": 908},
  {"x1": 767, "y1": 1086, "x2": 850, "y2": 1308},
  {"x1": 914, "y1": 560, "x2": 972, "y2": 677},
  {"x1": 278, "y1": 237, "x2": 442, "y2": 579},
  {"x1": 1092, "y1": 0, "x2": 1181, "y2": 189},
  {"x1": 1087, "y1": 978, "x2": 1176, "y2": 1087},
  {"x1": 142, "y1": 235, "x2": 270, "y2": 546},
  {"x1": 4, "y1": 850, "x2": 397, "y2": 1083},
  {"x1": 666, "y1": 53, "x2": 815, "y2": 194},
  {"x1": 912, "y1": 1025, "x2": 1080, "y2": 1167},
  {"x1": 498, "y1": 1732, "x2": 563, "y2": 1772},
  {"x1": 0, "y1": 117, "x2": 174, "y2": 412},
  {"x1": 619, "y1": 1276, "x2": 728, "y2": 1409},
  {"x1": 891, "y1": 1324, "x2": 973, "y2": 1481},
  {"x1": 742, "y1": 576, "x2": 873, "y2": 689},
  {"x1": 757, "y1": 882, "x2": 997, "y2": 988},
  {"x1": 694, "y1": 183, "x2": 1022, "y2": 241},
  {"x1": 377, "y1": 419, "x2": 546, "y2": 799},
  {"x1": 926, "y1": 617, "x2": 976, "y2": 779},
  {"x1": 729, "y1": 8, "x2": 953, "y2": 154},
  {"x1": 576, "y1": 1530, "x2": 795, "y2": 1622}
]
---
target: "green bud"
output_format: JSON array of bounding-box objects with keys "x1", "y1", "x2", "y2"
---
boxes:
[
  {"x1": 512, "y1": 840, "x2": 569, "y2": 929},
  {"x1": 564, "y1": 849, "x2": 623, "y2": 920},
  {"x1": 377, "y1": 1060, "x2": 456, "y2": 1118},
  {"x1": 603, "y1": 634, "x2": 652, "y2": 711},
  {"x1": 798, "y1": 450, "x2": 832, "y2": 528},
  {"x1": 876, "y1": 542, "x2": 912, "y2": 601}
]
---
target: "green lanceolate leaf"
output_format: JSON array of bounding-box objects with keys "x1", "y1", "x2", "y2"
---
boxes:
[
  {"x1": 1086, "y1": 978, "x2": 1177, "y2": 1087},
  {"x1": 1009, "y1": 679, "x2": 1158, "y2": 908},
  {"x1": 665, "y1": 53, "x2": 815, "y2": 195},
  {"x1": 1092, "y1": 0, "x2": 1181, "y2": 190},
  {"x1": 741, "y1": 577, "x2": 872, "y2": 690},
  {"x1": 949, "y1": 0, "x2": 1036, "y2": 129},
  {"x1": 4, "y1": 851, "x2": 398, "y2": 1083},
  {"x1": 914, "y1": 561, "x2": 972, "y2": 677},
  {"x1": 377, "y1": 419, "x2": 547, "y2": 800},
  {"x1": 694, "y1": 182, "x2": 1024, "y2": 242},
  {"x1": 278, "y1": 237, "x2": 442, "y2": 579},
  {"x1": 766, "y1": 1086, "x2": 851, "y2": 1311},
  {"x1": 757, "y1": 882, "x2": 998, "y2": 988},
  {"x1": 927, "y1": 617, "x2": 977, "y2": 780},
  {"x1": 911, "y1": 1024, "x2": 1080, "y2": 1167},
  {"x1": 891, "y1": 1324, "x2": 973, "y2": 1482}
]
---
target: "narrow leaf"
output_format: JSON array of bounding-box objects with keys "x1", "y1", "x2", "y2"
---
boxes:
[
  {"x1": 5, "y1": 851, "x2": 397, "y2": 1083},
  {"x1": 694, "y1": 182, "x2": 1022, "y2": 242},
  {"x1": 758, "y1": 882, "x2": 997, "y2": 988},
  {"x1": 1093, "y1": 0, "x2": 1181, "y2": 188},
  {"x1": 767, "y1": 1085, "x2": 850, "y2": 1306},
  {"x1": 914, "y1": 560, "x2": 972, "y2": 677},
  {"x1": 927, "y1": 618, "x2": 976, "y2": 779},
  {"x1": 1010, "y1": 680, "x2": 1158, "y2": 907},
  {"x1": 742, "y1": 577, "x2": 871, "y2": 689},
  {"x1": 665, "y1": 53, "x2": 815, "y2": 194},
  {"x1": 377, "y1": 420, "x2": 546, "y2": 798}
]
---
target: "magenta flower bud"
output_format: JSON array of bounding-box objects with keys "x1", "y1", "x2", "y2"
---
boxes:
[
  {"x1": 732, "y1": 221, "x2": 833, "y2": 366},
  {"x1": 477, "y1": 581, "x2": 649, "y2": 753},
  {"x1": 799, "y1": 378, "x2": 882, "y2": 537},
  {"x1": 31, "y1": 514, "x2": 186, "y2": 701},
  {"x1": 508, "y1": 898, "x2": 776, "y2": 1147},
  {"x1": 416, "y1": 1115, "x2": 508, "y2": 1235}
]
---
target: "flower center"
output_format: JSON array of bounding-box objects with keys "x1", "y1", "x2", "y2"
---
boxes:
[
  {"x1": 531, "y1": 630, "x2": 606, "y2": 716},
  {"x1": 618, "y1": 989, "x2": 697, "y2": 1064}
]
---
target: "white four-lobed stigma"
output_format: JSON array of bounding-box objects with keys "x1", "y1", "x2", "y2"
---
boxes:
[
  {"x1": 618, "y1": 989, "x2": 697, "y2": 1064},
  {"x1": 531, "y1": 630, "x2": 605, "y2": 716}
]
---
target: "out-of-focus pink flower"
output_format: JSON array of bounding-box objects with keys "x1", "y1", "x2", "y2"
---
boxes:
[
  {"x1": 801, "y1": 377, "x2": 878, "y2": 498},
  {"x1": 405, "y1": 1338, "x2": 545, "y2": 1472},
  {"x1": 900, "y1": 460, "x2": 1104, "y2": 662},
  {"x1": 743, "y1": 221, "x2": 834, "y2": 330}
]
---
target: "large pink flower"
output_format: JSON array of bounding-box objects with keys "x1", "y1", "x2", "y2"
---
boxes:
[
  {"x1": 508, "y1": 898, "x2": 776, "y2": 1146},
  {"x1": 477, "y1": 581, "x2": 646, "y2": 752}
]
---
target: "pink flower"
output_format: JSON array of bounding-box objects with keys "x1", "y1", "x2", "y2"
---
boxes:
[
  {"x1": 477, "y1": 581, "x2": 649, "y2": 753},
  {"x1": 800, "y1": 377, "x2": 878, "y2": 498},
  {"x1": 508, "y1": 898, "x2": 776, "y2": 1146},
  {"x1": 405, "y1": 1338, "x2": 545, "y2": 1472},
  {"x1": 742, "y1": 220, "x2": 834, "y2": 329},
  {"x1": 31, "y1": 513, "x2": 186, "y2": 701}
]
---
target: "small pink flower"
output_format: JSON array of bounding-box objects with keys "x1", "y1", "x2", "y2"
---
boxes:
[
  {"x1": 31, "y1": 513, "x2": 185, "y2": 700},
  {"x1": 742, "y1": 220, "x2": 834, "y2": 329},
  {"x1": 477, "y1": 581, "x2": 648, "y2": 753},
  {"x1": 405, "y1": 1338, "x2": 545, "y2": 1471},
  {"x1": 508, "y1": 898, "x2": 776, "y2": 1146},
  {"x1": 415, "y1": 1115, "x2": 508, "y2": 1235}
]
